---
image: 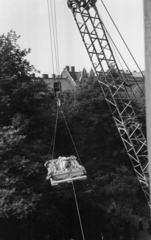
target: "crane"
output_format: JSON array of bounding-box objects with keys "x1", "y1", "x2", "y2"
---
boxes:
[{"x1": 67, "y1": 0, "x2": 150, "y2": 208}]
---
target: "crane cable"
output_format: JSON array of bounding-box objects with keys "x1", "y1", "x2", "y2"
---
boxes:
[
  {"x1": 60, "y1": 108, "x2": 85, "y2": 240},
  {"x1": 102, "y1": 22, "x2": 145, "y2": 98},
  {"x1": 49, "y1": 0, "x2": 59, "y2": 75},
  {"x1": 53, "y1": 0, "x2": 60, "y2": 75},
  {"x1": 98, "y1": 9, "x2": 144, "y2": 96},
  {"x1": 48, "y1": 105, "x2": 59, "y2": 159},
  {"x1": 47, "y1": 2, "x2": 84, "y2": 238},
  {"x1": 52, "y1": 105, "x2": 59, "y2": 159},
  {"x1": 47, "y1": 0, "x2": 60, "y2": 75},
  {"x1": 60, "y1": 108, "x2": 83, "y2": 166},
  {"x1": 50, "y1": 105, "x2": 85, "y2": 240},
  {"x1": 47, "y1": 0, "x2": 55, "y2": 74},
  {"x1": 100, "y1": 0, "x2": 145, "y2": 79},
  {"x1": 50, "y1": 103, "x2": 83, "y2": 167},
  {"x1": 72, "y1": 180, "x2": 85, "y2": 240}
]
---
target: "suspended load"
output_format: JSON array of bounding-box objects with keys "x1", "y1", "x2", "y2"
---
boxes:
[{"x1": 44, "y1": 155, "x2": 87, "y2": 186}]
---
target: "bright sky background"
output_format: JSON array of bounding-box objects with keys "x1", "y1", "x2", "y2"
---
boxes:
[{"x1": 0, "y1": 0, "x2": 145, "y2": 77}]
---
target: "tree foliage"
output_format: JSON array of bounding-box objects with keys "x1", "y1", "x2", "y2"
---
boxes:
[{"x1": 0, "y1": 31, "x2": 55, "y2": 219}]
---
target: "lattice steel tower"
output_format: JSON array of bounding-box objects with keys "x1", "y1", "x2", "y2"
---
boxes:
[{"x1": 67, "y1": 0, "x2": 150, "y2": 208}]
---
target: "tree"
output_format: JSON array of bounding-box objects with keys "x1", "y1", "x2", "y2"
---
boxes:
[
  {"x1": 0, "y1": 31, "x2": 59, "y2": 220},
  {"x1": 0, "y1": 30, "x2": 35, "y2": 78}
]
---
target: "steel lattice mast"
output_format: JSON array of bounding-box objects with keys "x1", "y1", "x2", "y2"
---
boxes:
[{"x1": 67, "y1": 0, "x2": 150, "y2": 207}]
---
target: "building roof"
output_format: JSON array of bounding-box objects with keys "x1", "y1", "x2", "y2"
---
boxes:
[
  {"x1": 63, "y1": 66, "x2": 82, "y2": 83},
  {"x1": 36, "y1": 68, "x2": 144, "y2": 93},
  {"x1": 69, "y1": 71, "x2": 81, "y2": 82},
  {"x1": 63, "y1": 66, "x2": 96, "y2": 83}
]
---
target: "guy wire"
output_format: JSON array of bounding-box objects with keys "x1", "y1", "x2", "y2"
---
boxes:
[{"x1": 100, "y1": 0, "x2": 145, "y2": 79}]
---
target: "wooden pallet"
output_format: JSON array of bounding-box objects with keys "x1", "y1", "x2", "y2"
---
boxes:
[{"x1": 50, "y1": 174, "x2": 87, "y2": 186}]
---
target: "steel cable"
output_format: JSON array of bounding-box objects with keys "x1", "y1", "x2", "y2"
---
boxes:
[
  {"x1": 100, "y1": 0, "x2": 145, "y2": 79},
  {"x1": 47, "y1": 0, "x2": 55, "y2": 74},
  {"x1": 100, "y1": 16, "x2": 144, "y2": 96},
  {"x1": 72, "y1": 181, "x2": 85, "y2": 240},
  {"x1": 48, "y1": 0, "x2": 60, "y2": 75},
  {"x1": 60, "y1": 108, "x2": 83, "y2": 166},
  {"x1": 53, "y1": 0, "x2": 60, "y2": 74}
]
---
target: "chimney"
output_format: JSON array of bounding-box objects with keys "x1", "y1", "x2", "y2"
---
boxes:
[
  {"x1": 32, "y1": 73, "x2": 35, "y2": 78},
  {"x1": 52, "y1": 74, "x2": 56, "y2": 78},
  {"x1": 71, "y1": 66, "x2": 75, "y2": 72},
  {"x1": 66, "y1": 66, "x2": 69, "y2": 72},
  {"x1": 42, "y1": 74, "x2": 49, "y2": 78}
]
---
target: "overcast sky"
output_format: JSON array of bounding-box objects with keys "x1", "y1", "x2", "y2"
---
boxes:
[{"x1": 0, "y1": 0, "x2": 145, "y2": 76}]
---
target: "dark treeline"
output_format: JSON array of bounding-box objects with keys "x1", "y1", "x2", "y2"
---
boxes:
[{"x1": 0, "y1": 31, "x2": 149, "y2": 240}]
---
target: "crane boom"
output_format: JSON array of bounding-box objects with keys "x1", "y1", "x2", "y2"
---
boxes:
[{"x1": 67, "y1": 0, "x2": 150, "y2": 208}]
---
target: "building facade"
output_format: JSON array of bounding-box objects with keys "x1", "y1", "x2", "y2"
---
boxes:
[{"x1": 37, "y1": 67, "x2": 144, "y2": 93}]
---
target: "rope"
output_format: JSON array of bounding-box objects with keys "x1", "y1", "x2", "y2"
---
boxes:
[
  {"x1": 47, "y1": 0, "x2": 60, "y2": 75},
  {"x1": 52, "y1": 107, "x2": 59, "y2": 159},
  {"x1": 48, "y1": 0, "x2": 60, "y2": 75},
  {"x1": 71, "y1": 181, "x2": 85, "y2": 240},
  {"x1": 100, "y1": 0, "x2": 145, "y2": 79},
  {"x1": 110, "y1": 36, "x2": 124, "y2": 71},
  {"x1": 48, "y1": 108, "x2": 85, "y2": 240},
  {"x1": 53, "y1": 0, "x2": 60, "y2": 75},
  {"x1": 60, "y1": 108, "x2": 83, "y2": 166},
  {"x1": 47, "y1": 0, "x2": 55, "y2": 74},
  {"x1": 48, "y1": 126, "x2": 55, "y2": 159},
  {"x1": 49, "y1": 0, "x2": 58, "y2": 75},
  {"x1": 101, "y1": 21, "x2": 144, "y2": 97}
]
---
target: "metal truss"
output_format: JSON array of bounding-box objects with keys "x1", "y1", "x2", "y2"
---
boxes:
[{"x1": 67, "y1": 0, "x2": 150, "y2": 207}]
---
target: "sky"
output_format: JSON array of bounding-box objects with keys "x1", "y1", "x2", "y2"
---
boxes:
[{"x1": 0, "y1": 0, "x2": 145, "y2": 77}]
